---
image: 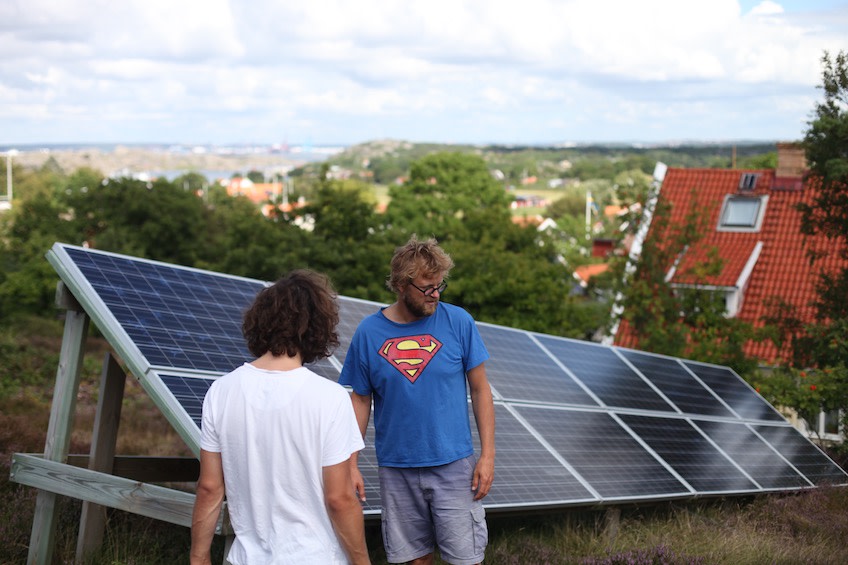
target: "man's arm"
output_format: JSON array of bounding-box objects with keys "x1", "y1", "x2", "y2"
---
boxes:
[
  {"x1": 349, "y1": 391, "x2": 372, "y2": 501},
  {"x1": 324, "y1": 458, "x2": 371, "y2": 565},
  {"x1": 190, "y1": 449, "x2": 226, "y2": 565},
  {"x1": 467, "y1": 362, "x2": 495, "y2": 501}
]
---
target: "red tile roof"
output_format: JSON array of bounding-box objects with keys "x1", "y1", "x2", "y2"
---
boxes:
[
  {"x1": 574, "y1": 263, "x2": 610, "y2": 285},
  {"x1": 614, "y1": 167, "x2": 846, "y2": 366}
]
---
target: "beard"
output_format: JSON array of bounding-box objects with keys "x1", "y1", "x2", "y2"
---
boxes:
[{"x1": 402, "y1": 290, "x2": 437, "y2": 319}]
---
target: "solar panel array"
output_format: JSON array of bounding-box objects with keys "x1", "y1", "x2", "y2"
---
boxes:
[{"x1": 47, "y1": 243, "x2": 848, "y2": 515}]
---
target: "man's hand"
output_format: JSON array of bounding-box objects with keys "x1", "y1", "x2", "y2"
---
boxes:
[
  {"x1": 351, "y1": 460, "x2": 367, "y2": 502},
  {"x1": 471, "y1": 453, "x2": 494, "y2": 500}
]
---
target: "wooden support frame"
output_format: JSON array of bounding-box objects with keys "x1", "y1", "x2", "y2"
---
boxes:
[
  {"x1": 76, "y1": 352, "x2": 127, "y2": 562},
  {"x1": 25, "y1": 283, "x2": 89, "y2": 565},
  {"x1": 11, "y1": 282, "x2": 231, "y2": 564}
]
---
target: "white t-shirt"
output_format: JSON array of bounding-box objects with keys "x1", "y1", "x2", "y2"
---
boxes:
[{"x1": 200, "y1": 363, "x2": 364, "y2": 565}]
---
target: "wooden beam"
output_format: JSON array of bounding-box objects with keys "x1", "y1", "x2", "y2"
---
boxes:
[
  {"x1": 11, "y1": 453, "x2": 231, "y2": 535},
  {"x1": 76, "y1": 352, "x2": 127, "y2": 563},
  {"x1": 28, "y1": 283, "x2": 89, "y2": 565}
]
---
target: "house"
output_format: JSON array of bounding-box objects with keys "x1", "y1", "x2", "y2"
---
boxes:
[
  {"x1": 573, "y1": 263, "x2": 610, "y2": 289},
  {"x1": 222, "y1": 177, "x2": 282, "y2": 204},
  {"x1": 612, "y1": 143, "x2": 847, "y2": 367}
]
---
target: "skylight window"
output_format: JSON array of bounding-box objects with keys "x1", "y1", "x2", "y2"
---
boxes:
[{"x1": 717, "y1": 195, "x2": 768, "y2": 232}]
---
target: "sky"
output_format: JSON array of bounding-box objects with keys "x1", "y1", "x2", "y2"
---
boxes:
[{"x1": 1, "y1": 0, "x2": 847, "y2": 147}]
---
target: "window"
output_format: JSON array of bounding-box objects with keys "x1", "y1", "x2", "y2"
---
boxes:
[
  {"x1": 717, "y1": 195, "x2": 768, "y2": 232},
  {"x1": 738, "y1": 173, "x2": 760, "y2": 192}
]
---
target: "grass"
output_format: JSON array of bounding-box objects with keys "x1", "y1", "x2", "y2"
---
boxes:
[{"x1": 2, "y1": 318, "x2": 848, "y2": 564}]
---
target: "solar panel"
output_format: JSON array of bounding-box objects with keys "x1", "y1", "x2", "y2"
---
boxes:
[
  {"x1": 46, "y1": 243, "x2": 848, "y2": 516},
  {"x1": 619, "y1": 349, "x2": 735, "y2": 418},
  {"x1": 684, "y1": 361, "x2": 785, "y2": 422},
  {"x1": 752, "y1": 424, "x2": 848, "y2": 486},
  {"x1": 536, "y1": 336, "x2": 674, "y2": 412},
  {"x1": 618, "y1": 414, "x2": 757, "y2": 493},
  {"x1": 515, "y1": 406, "x2": 691, "y2": 500},
  {"x1": 694, "y1": 420, "x2": 810, "y2": 490}
]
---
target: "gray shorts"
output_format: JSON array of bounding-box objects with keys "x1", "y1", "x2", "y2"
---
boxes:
[{"x1": 378, "y1": 455, "x2": 488, "y2": 565}]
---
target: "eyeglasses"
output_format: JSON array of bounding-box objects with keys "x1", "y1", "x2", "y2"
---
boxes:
[{"x1": 408, "y1": 280, "x2": 448, "y2": 296}]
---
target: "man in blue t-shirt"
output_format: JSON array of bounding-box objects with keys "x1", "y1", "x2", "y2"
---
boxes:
[{"x1": 340, "y1": 235, "x2": 495, "y2": 565}]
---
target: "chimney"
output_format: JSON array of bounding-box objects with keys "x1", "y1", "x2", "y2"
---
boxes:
[{"x1": 776, "y1": 142, "x2": 807, "y2": 178}]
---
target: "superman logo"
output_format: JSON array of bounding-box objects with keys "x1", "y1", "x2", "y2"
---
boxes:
[{"x1": 379, "y1": 334, "x2": 442, "y2": 383}]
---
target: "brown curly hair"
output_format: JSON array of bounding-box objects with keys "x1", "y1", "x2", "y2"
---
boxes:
[
  {"x1": 386, "y1": 235, "x2": 454, "y2": 293},
  {"x1": 242, "y1": 269, "x2": 340, "y2": 364}
]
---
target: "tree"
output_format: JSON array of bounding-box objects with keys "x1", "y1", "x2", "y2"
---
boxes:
[
  {"x1": 63, "y1": 176, "x2": 208, "y2": 266},
  {"x1": 385, "y1": 152, "x2": 512, "y2": 242},
  {"x1": 246, "y1": 170, "x2": 265, "y2": 183},
  {"x1": 197, "y1": 192, "x2": 310, "y2": 282},
  {"x1": 798, "y1": 51, "x2": 848, "y2": 365},
  {"x1": 760, "y1": 51, "x2": 848, "y2": 437},
  {"x1": 173, "y1": 171, "x2": 209, "y2": 195},
  {"x1": 295, "y1": 170, "x2": 396, "y2": 301}
]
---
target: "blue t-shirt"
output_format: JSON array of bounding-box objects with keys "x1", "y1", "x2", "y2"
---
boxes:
[{"x1": 339, "y1": 302, "x2": 489, "y2": 467}]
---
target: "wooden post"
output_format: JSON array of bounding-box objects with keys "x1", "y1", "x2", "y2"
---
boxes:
[
  {"x1": 27, "y1": 282, "x2": 90, "y2": 565},
  {"x1": 75, "y1": 353, "x2": 127, "y2": 563},
  {"x1": 604, "y1": 506, "x2": 621, "y2": 544}
]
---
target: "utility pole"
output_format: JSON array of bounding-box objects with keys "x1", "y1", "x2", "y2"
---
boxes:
[{"x1": 1, "y1": 149, "x2": 16, "y2": 211}]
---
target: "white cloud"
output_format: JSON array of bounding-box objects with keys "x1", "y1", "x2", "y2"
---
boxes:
[{"x1": 1, "y1": 0, "x2": 846, "y2": 145}]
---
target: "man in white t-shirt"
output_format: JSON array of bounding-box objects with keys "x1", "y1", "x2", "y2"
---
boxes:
[{"x1": 190, "y1": 270, "x2": 370, "y2": 565}]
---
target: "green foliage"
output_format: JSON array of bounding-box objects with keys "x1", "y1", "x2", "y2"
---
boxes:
[
  {"x1": 385, "y1": 152, "x2": 513, "y2": 242},
  {"x1": 756, "y1": 365, "x2": 848, "y2": 434},
  {"x1": 762, "y1": 50, "x2": 848, "y2": 430},
  {"x1": 0, "y1": 316, "x2": 63, "y2": 399},
  {"x1": 198, "y1": 192, "x2": 309, "y2": 281},
  {"x1": 447, "y1": 224, "x2": 587, "y2": 337},
  {"x1": 0, "y1": 188, "x2": 85, "y2": 317},
  {"x1": 546, "y1": 190, "x2": 586, "y2": 219},
  {"x1": 803, "y1": 50, "x2": 848, "y2": 199},
  {"x1": 296, "y1": 175, "x2": 396, "y2": 301},
  {"x1": 246, "y1": 170, "x2": 265, "y2": 183},
  {"x1": 173, "y1": 171, "x2": 209, "y2": 193},
  {"x1": 70, "y1": 177, "x2": 209, "y2": 265},
  {"x1": 738, "y1": 152, "x2": 777, "y2": 169}
]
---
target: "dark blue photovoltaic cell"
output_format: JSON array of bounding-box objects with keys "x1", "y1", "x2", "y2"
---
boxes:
[
  {"x1": 536, "y1": 336, "x2": 673, "y2": 412},
  {"x1": 752, "y1": 425, "x2": 848, "y2": 486},
  {"x1": 684, "y1": 362, "x2": 784, "y2": 422},
  {"x1": 515, "y1": 406, "x2": 689, "y2": 499},
  {"x1": 694, "y1": 420, "x2": 810, "y2": 490},
  {"x1": 337, "y1": 299, "x2": 381, "y2": 362},
  {"x1": 477, "y1": 324, "x2": 598, "y2": 406},
  {"x1": 619, "y1": 349, "x2": 735, "y2": 418},
  {"x1": 472, "y1": 404, "x2": 594, "y2": 506},
  {"x1": 619, "y1": 414, "x2": 758, "y2": 493},
  {"x1": 159, "y1": 374, "x2": 216, "y2": 428},
  {"x1": 67, "y1": 247, "x2": 260, "y2": 373}
]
